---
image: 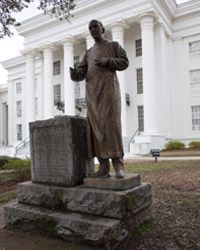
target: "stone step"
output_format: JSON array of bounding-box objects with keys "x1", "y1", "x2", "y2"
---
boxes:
[
  {"x1": 4, "y1": 202, "x2": 120, "y2": 245},
  {"x1": 17, "y1": 181, "x2": 152, "y2": 219},
  {"x1": 3, "y1": 202, "x2": 151, "y2": 249}
]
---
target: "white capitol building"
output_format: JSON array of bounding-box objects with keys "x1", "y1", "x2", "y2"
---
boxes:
[{"x1": 0, "y1": 0, "x2": 200, "y2": 156}]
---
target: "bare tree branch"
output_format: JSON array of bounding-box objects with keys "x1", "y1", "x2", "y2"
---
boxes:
[{"x1": 0, "y1": 0, "x2": 75, "y2": 38}]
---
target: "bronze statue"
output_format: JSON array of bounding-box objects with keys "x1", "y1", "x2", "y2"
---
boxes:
[{"x1": 70, "y1": 20, "x2": 129, "y2": 178}]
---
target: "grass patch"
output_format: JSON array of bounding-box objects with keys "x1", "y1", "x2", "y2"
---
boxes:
[
  {"x1": 0, "y1": 189, "x2": 17, "y2": 204},
  {"x1": 131, "y1": 220, "x2": 153, "y2": 242},
  {"x1": 124, "y1": 160, "x2": 200, "y2": 173},
  {"x1": 125, "y1": 161, "x2": 181, "y2": 172},
  {"x1": 156, "y1": 190, "x2": 200, "y2": 205}
]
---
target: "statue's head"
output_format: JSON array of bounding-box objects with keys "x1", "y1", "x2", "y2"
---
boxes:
[{"x1": 88, "y1": 20, "x2": 105, "y2": 40}]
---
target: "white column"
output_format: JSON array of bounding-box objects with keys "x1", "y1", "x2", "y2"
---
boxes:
[
  {"x1": 85, "y1": 33, "x2": 94, "y2": 49},
  {"x1": 24, "y1": 51, "x2": 35, "y2": 133},
  {"x1": 156, "y1": 23, "x2": 170, "y2": 136},
  {"x1": 111, "y1": 23, "x2": 127, "y2": 137},
  {"x1": 140, "y1": 14, "x2": 157, "y2": 135},
  {"x1": 37, "y1": 53, "x2": 44, "y2": 120},
  {"x1": 168, "y1": 36, "x2": 174, "y2": 136},
  {"x1": 0, "y1": 102, "x2": 3, "y2": 145},
  {"x1": 63, "y1": 37, "x2": 75, "y2": 116},
  {"x1": 8, "y1": 81, "x2": 14, "y2": 145},
  {"x1": 43, "y1": 44, "x2": 54, "y2": 119}
]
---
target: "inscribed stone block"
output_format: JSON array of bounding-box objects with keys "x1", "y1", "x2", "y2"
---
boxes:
[{"x1": 30, "y1": 115, "x2": 88, "y2": 186}]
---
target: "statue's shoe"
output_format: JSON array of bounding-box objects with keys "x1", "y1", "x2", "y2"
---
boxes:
[{"x1": 115, "y1": 170, "x2": 124, "y2": 179}]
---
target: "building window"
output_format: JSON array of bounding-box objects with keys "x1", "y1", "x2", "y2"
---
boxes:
[
  {"x1": 135, "y1": 39, "x2": 142, "y2": 57},
  {"x1": 138, "y1": 105, "x2": 144, "y2": 132},
  {"x1": 189, "y1": 40, "x2": 200, "y2": 57},
  {"x1": 75, "y1": 98, "x2": 86, "y2": 108},
  {"x1": 16, "y1": 101, "x2": 22, "y2": 117},
  {"x1": 17, "y1": 124, "x2": 22, "y2": 141},
  {"x1": 191, "y1": 106, "x2": 200, "y2": 131},
  {"x1": 54, "y1": 84, "x2": 61, "y2": 105},
  {"x1": 136, "y1": 68, "x2": 143, "y2": 94},
  {"x1": 190, "y1": 69, "x2": 200, "y2": 97},
  {"x1": 53, "y1": 61, "x2": 61, "y2": 75},
  {"x1": 16, "y1": 82, "x2": 22, "y2": 94}
]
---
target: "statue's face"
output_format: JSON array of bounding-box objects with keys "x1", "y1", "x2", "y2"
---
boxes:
[{"x1": 89, "y1": 21, "x2": 103, "y2": 40}]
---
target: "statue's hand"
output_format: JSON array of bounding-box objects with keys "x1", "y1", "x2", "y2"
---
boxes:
[
  {"x1": 94, "y1": 58, "x2": 108, "y2": 67},
  {"x1": 69, "y1": 67, "x2": 76, "y2": 72},
  {"x1": 69, "y1": 67, "x2": 77, "y2": 78}
]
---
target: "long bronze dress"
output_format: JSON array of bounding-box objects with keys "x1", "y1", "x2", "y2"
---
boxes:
[{"x1": 71, "y1": 39, "x2": 129, "y2": 159}]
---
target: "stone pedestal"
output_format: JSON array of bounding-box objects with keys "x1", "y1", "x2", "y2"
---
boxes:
[
  {"x1": 4, "y1": 115, "x2": 152, "y2": 249},
  {"x1": 4, "y1": 176, "x2": 152, "y2": 249}
]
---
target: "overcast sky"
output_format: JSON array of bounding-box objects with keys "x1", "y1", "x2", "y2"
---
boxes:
[{"x1": 0, "y1": 0, "x2": 191, "y2": 84}]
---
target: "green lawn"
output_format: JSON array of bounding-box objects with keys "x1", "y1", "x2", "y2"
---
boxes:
[{"x1": 124, "y1": 159, "x2": 200, "y2": 172}]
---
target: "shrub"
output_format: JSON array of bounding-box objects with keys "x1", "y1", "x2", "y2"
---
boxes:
[
  {"x1": 165, "y1": 140, "x2": 185, "y2": 150},
  {"x1": 188, "y1": 141, "x2": 200, "y2": 150},
  {"x1": 0, "y1": 157, "x2": 31, "y2": 182},
  {"x1": 0, "y1": 156, "x2": 12, "y2": 170},
  {"x1": 2, "y1": 157, "x2": 31, "y2": 171}
]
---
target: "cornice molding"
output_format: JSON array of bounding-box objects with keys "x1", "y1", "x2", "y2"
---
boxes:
[
  {"x1": 21, "y1": 48, "x2": 36, "y2": 56},
  {"x1": 162, "y1": 0, "x2": 177, "y2": 16},
  {"x1": 14, "y1": 0, "x2": 200, "y2": 51},
  {"x1": 17, "y1": 0, "x2": 150, "y2": 36},
  {"x1": 1, "y1": 56, "x2": 25, "y2": 70},
  {"x1": 174, "y1": 9, "x2": 200, "y2": 23},
  {"x1": 150, "y1": 1, "x2": 174, "y2": 36},
  {"x1": 138, "y1": 10, "x2": 157, "y2": 20},
  {"x1": 19, "y1": 0, "x2": 152, "y2": 48},
  {"x1": 109, "y1": 18, "x2": 130, "y2": 30},
  {"x1": 37, "y1": 42, "x2": 58, "y2": 53},
  {"x1": 174, "y1": 0, "x2": 200, "y2": 21},
  {"x1": 172, "y1": 23, "x2": 200, "y2": 40},
  {"x1": 16, "y1": 0, "x2": 113, "y2": 36},
  {"x1": 60, "y1": 36, "x2": 79, "y2": 46}
]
